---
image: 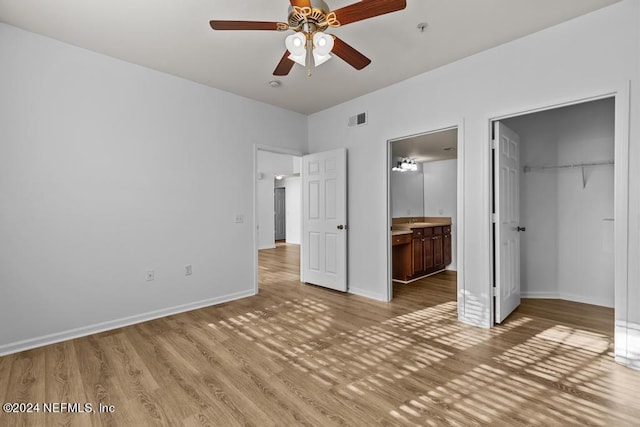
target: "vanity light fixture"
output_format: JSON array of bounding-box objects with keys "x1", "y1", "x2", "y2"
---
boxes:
[{"x1": 392, "y1": 158, "x2": 418, "y2": 172}]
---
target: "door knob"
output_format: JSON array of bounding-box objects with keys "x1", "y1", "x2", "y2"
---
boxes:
[
  {"x1": 337, "y1": 225, "x2": 344, "y2": 230},
  {"x1": 517, "y1": 226, "x2": 526, "y2": 232}
]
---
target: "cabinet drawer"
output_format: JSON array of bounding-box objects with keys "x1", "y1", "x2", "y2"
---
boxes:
[
  {"x1": 433, "y1": 226, "x2": 443, "y2": 235},
  {"x1": 412, "y1": 228, "x2": 424, "y2": 239},
  {"x1": 444, "y1": 225, "x2": 451, "y2": 234},
  {"x1": 392, "y1": 234, "x2": 411, "y2": 246},
  {"x1": 423, "y1": 227, "x2": 434, "y2": 237}
]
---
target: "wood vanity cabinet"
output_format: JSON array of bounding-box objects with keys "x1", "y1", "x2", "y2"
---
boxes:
[
  {"x1": 409, "y1": 225, "x2": 452, "y2": 279},
  {"x1": 392, "y1": 220, "x2": 453, "y2": 282},
  {"x1": 392, "y1": 233, "x2": 412, "y2": 281}
]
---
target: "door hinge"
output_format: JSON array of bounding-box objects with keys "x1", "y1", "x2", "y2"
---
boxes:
[
  {"x1": 491, "y1": 139, "x2": 497, "y2": 150},
  {"x1": 491, "y1": 213, "x2": 497, "y2": 223},
  {"x1": 492, "y1": 286, "x2": 497, "y2": 297}
]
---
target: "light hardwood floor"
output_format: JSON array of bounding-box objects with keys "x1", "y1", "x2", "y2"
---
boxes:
[{"x1": 1, "y1": 243, "x2": 639, "y2": 426}]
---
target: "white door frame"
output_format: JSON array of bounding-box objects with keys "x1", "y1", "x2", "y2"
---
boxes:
[
  {"x1": 253, "y1": 144, "x2": 304, "y2": 295},
  {"x1": 386, "y1": 121, "x2": 466, "y2": 306},
  {"x1": 486, "y1": 85, "x2": 630, "y2": 336}
]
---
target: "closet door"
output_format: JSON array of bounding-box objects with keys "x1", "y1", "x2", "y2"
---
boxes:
[{"x1": 494, "y1": 121, "x2": 522, "y2": 324}]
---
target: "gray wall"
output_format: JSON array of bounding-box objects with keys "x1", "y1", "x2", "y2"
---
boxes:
[{"x1": 0, "y1": 24, "x2": 308, "y2": 354}]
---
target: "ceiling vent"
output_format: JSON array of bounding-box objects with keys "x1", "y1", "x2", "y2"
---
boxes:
[{"x1": 348, "y1": 112, "x2": 367, "y2": 127}]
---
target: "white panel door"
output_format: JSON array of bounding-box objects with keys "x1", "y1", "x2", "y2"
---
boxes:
[
  {"x1": 302, "y1": 148, "x2": 347, "y2": 291},
  {"x1": 494, "y1": 121, "x2": 522, "y2": 323}
]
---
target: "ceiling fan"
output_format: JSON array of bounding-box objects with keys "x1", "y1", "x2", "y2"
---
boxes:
[{"x1": 210, "y1": 0, "x2": 407, "y2": 76}]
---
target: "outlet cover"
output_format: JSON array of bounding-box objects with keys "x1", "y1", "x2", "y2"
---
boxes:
[{"x1": 185, "y1": 264, "x2": 193, "y2": 276}]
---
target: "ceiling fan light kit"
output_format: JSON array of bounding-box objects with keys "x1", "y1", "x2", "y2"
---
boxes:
[{"x1": 209, "y1": 0, "x2": 406, "y2": 76}]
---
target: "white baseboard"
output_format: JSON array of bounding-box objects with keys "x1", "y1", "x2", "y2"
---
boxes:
[
  {"x1": 521, "y1": 291, "x2": 560, "y2": 299},
  {"x1": 615, "y1": 356, "x2": 640, "y2": 371},
  {"x1": 0, "y1": 289, "x2": 255, "y2": 357},
  {"x1": 615, "y1": 320, "x2": 640, "y2": 370},
  {"x1": 558, "y1": 292, "x2": 614, "y2": 308},
  {"x1": 521, "y1": 291, "x2": 613, "y2": 308},
  {"x1": 348, "y1": 286, "x2": 388, "y2": 302}
]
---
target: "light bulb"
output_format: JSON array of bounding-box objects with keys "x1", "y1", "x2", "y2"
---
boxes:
[
  {"x1": 313, "y1": 32, "x2": 334, "y2": 56},
  {"x1": 285, "y1": 33, "x2": 307, "y2": 56}
]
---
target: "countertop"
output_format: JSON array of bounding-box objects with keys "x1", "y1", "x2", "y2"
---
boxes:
[
  {"x1": 393, "y1": 221, "x2": 451, "y2": 230},
  {"x1": 391, "y1": 230, "x2": 413, "y2": 236}
]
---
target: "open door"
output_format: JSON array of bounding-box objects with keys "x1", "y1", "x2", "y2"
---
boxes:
[
  {"x1": 302, "y1": 148, "x2": 347, "y2": 291},
  {"x1": 493, "y1": 121, "x2": 522, "y2": 323}
]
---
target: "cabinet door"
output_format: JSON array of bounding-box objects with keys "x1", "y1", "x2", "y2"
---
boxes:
[
  {"x1": 412, "y1": 235, "x2": 424, "y2": 275},
  {"x1": 433, "y1": 235, "x2": 444, "y2": 267},
  {"x1": 444, "y1": 232, "x2": 452, "y2": 265},
  {"x1": 424, "y1": 236, "x2": 434, "y2": 272}
]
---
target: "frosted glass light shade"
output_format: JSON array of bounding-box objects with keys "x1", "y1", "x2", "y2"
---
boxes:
[
  {"x1": 286, "y1": 33, "x2": 307, "y2": 66},
  {"x1": 288, "y1": 53, "x2": 306, "y2": 66},
  {"x1": 313, "y1": 51, "x2": 331, "y2": 66},
  {"x1": 313, "y1": 32, "x2": 334, "y2": 56},
  {"x1": 286, "y1": 33, "x2": 306, "y2": 55}
]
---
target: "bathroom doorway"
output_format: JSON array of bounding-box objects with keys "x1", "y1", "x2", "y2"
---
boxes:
[{"x1": 387, "y1": 125, "x2": 462, "y2": 304}]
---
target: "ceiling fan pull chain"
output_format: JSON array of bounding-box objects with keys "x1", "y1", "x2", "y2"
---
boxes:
[{"x1": 307, "y1": 37, "x2": 313, "y2": 77}]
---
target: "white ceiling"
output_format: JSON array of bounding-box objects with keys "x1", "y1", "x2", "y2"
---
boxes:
[
  {"x1": 392, "y1": 128, "x2": 458, "y2": 163},
  {"x1": 0, "y1": 0, "x2": 619, "y2": 114}
]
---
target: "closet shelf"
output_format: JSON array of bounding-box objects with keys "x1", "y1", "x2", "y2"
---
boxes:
[{"x1": 523, "y1": 160, "x2": 614, "y2": 189}]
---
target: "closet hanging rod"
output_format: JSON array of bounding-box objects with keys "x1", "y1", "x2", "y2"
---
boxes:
[{"x1": 524, "y1": 160, "x2": 614, "y2": 173}]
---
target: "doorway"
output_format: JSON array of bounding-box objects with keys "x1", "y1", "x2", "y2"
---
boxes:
[
  {"x1": 490, "y1": 97, "x2": 617, "y2": 325},
  {"x1": 387, "y1": 125, "x2": 463, "y2": 303},
  {"x1": 254, "y1": 147, "x2": 303, "y2": 293}
]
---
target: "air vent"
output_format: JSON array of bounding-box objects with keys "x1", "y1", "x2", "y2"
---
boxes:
[{"x1": 348, "y1": 112, "x2": 367, "y2": 127}]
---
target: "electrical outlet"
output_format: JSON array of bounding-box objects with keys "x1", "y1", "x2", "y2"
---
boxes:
[
  {"x1": 235, "y1": 214, "x2": 244, "y2": 223},
  {"x1": 185, "y1": 264, "x2": 192, "y2": 276},
  {"x1": 145, "y1": 270, "x2": 155, "y2": 281}
]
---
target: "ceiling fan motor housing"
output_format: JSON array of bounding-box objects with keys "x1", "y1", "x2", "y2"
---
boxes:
[{"x1": 288, "y1": 0, "x2": 336, "y2": 31}]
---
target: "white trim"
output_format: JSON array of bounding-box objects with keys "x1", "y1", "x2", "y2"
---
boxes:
[
  {"x1": 521, "y1": 292, "x2": 614, "y2": 308},
  {"x1": 386, "y1": 122, "x2": 464, "y2": 307},
  {"x1": 558, "y1": 293, "x2": 614, "y2": 309},
  {"x1": 253, "y1": 144, "x2": 304, "y2": 294},
  {"x1": 456, "y1": 121, "x2": 466, "y2": 322},
  {"x1": 520, "y1": 291, "x2": 559, "y2": 299},
  {"x1": 349, "y1": 286, "x2": 388, "y2": 302},
  {"x1": 615, "y1": 356, "x2": 640, "y2": 371},
  {"x1": 0, "y1": 289, "x2": 255, "y2": 357},
  {"x1": 486, "y1": 119, "x2": 495, "y2": 327},
  {"x1": 385, "y1": 140, "x2": 393, "y2": 302}
]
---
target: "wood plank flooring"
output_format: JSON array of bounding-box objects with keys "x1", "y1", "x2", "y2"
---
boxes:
[{"x1": 1, "y1": 242, "x2": 639, "y2": 426}]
